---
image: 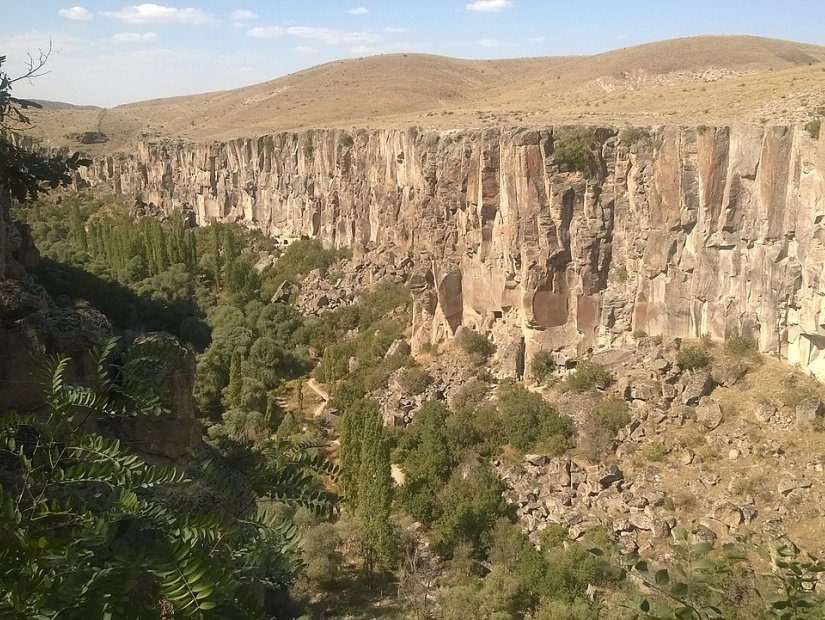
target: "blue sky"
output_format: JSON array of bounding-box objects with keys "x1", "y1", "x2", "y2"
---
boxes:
[{"x1": 2, "y1": 1, "x2": 825, "y2": 107}]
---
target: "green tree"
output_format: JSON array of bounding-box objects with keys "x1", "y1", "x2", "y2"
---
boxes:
[
  {"x1": 430, "y1": 463, "x2": 507, "y2": 557},
  {"x1": 355, "y1": 401, "x2": 397, "y2": 574},
  {"x1": 397, "y1": 402, "x2": 457, "y2": 525},
  {"x1": 338, "y1": 398, "x2": 368, "y2": 500}
]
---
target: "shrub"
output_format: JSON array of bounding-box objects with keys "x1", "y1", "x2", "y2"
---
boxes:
[
  {"x1": 340, "y1": 132, "x2": 354, "y2": 147},
  {"x1": 419, "y1": 341, "x2": 438, "y2": 355},
  {"x1": 805, "y1": 118, "x2": 821, "y2": 139},
  {"x1": 619, "y1": 127, "x2": 650, "y2": 146},
  {"x1": 552, "y1": 133, "x2": 598, "y2": 177},
  {"x1": 539, "y1": 523, "x2": 568, "y2": 550},
  {"x1": 724, "y1": 329, "x2": 757, "y2": 358},
  {"x1": 497, "y1": 382, "x2": 575, "y2": 453},
  {"x1": 578, "y1": 396, "x2": 630, "y2": 461},
  {"x1": 531, "y1": 350, "x2": 555, "y2": 384},
  {"x1": 451, "y1": 379, "x2": 490, "y2": 416},
  {"x1": 430, "y1": 464, "x2": 507, "y2": 557},
  {"x1": 459, "y1": 330, "x2": 496, "y2": 366},
  {"x1": 782, "y1": 374, "x2": 820, "y2": 409},
  {"x1": 398, "y1": 366, "x2": 432, "y2": 395},
  {"x1": 594, "y1": 396, "x2": 631, "y2": 434},
  {"x1": 676, "y1": 344, "x2": 710, "y2": 370},
  {"x1": 565, "y1": 361, "x2": 612, "y2": 393},
  {"x1": 301, "y1": 522, "x2": 342, "y2": 587},
  {"x1": 641, "y1": 441, "x2": 667, "y2": 462},
  {"x1": 303, "y1": 142, "x2": 314, "y2": 159}
]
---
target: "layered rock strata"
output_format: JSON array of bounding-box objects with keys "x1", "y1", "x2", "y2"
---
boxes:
[{"x1": 79, "y1": 125, "x2": 825, "y2": 377}]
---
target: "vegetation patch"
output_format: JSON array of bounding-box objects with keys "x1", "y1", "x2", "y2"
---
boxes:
[
  {"x1": 676, "y1": 344, "x2": 710, "y2": 370},
  {"x1": 530, "y1": 349, "x2": 555, "y2": 385},
  {"x1": 458, "y1": 329, "x2": 496, "y2": 366},
  {"x1": 552, "y1": 131, "x2": 598, "y2": 177},
  {"x1": 565, "y1": 360, "x2": 613, "y2": 392}
]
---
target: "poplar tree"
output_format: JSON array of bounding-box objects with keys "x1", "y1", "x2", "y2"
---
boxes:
[
  {"x1": 355, "y1": 400, "x2": 396, "y2": 574},
  {"x1": 224, "y1": 350, "x2": 243, "y2": 410},
  {"x1": 338, "y1": 399, "x2": 366, "y2": 501}
]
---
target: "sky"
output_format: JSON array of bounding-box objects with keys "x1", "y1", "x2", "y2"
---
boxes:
[{"x1": 2, "y1": 1, "x2": 825, "y2": 107}]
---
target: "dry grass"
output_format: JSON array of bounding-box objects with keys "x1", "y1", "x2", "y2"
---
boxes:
[{"x1": 25, "y1": 35, "x2": 825, "y2": 155}]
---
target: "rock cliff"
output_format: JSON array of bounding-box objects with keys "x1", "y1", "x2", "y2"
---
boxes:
[{"x1": 79, "y1": 125, "x2": 825, "y2": 377}]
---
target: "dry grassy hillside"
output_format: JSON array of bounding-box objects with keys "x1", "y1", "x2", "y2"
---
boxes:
[{"x1": 25, "y1": 35, "x2": 825, "y2": 154}]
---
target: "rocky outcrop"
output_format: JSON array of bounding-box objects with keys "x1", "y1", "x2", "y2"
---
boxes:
[
  {"x1": 78, "y1": 124, "x2": 825, "y2": 377},
  {"x1": 0, "y1": 182, "x2": 200, "y2": 462}
]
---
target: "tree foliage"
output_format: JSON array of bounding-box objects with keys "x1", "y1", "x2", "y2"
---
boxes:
[
  {"x1": 0, "y1": 51, "x2": 90, "y2": 202},
  {"x1": 0, "y1": 339, "x2": 337, "y2": 617}
]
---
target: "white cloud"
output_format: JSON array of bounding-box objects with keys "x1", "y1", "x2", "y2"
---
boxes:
[
  {"x1": 247, "y1": 26, "x2": 284, "y2": 38},
  {"x1": 286, "y1": 26, "x2": 380, "y2": 45},
  {"x1": 528, "y1": 36, "x2": 546, "y2": 43},
  {"x1": 58, "y1": 6, "x2": 92, "y2": 21},
  {"x1": 250, "y1": 25, "x2": 381, "y2": 46},
  {"x1": 113, "y1": 32, "x2": 158, "y2": 42},
  {"x1": 103, "y1": 4, "x2": 212, "y2": 25},
  {"x1": 292, "y1": 45, "x2": 318, "y2": 54},
  {"x1": 465, "y1": 0, "x2": 513, "y2": 12},
  {"x1": 346, "y1": 6, "x2": 369, "y2": 15},
  {"x1": 384, "y1": 26, "x2": 409, "y2": 33},
  {"x1": 230, "y1": 9, "x2": 257, "y2": 23}
]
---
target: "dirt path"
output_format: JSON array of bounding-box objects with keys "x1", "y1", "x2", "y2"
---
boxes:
[{"x1": 306, "y1": 378, "x2": 329, "y2": 417}]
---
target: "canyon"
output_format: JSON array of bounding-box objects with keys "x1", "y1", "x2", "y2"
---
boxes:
[{"x1": 76, "y1": 124, "x2": 825, "y2": 378}]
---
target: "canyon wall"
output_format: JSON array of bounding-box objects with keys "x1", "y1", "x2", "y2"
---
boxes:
[{"x1": 80, "y1": 126, "x2": 825, "y2": 377}]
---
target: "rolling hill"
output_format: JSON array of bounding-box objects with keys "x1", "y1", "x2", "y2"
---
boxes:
[{"x1": 25, "y1": 35, "x2": 825, "y2": 153}]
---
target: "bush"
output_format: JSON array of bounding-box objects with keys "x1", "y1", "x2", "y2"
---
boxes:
[
  {"x1": 782, "y1": 374, "x2": 820, "y2": 409},
  {"x1": 398, "y1": 366, "x2": 432, "y2": 395},
  {"x1": 531, "y1": 350, "x2": 555, "y2": 385},
  {"x1": 565, "y1": 361, "x2": 612, "y2": 393},
  {"x1": 553, "y1": 133, "x2": 598, "y2": 177},
  {"x1": 619, "y1": 127, "x2": 650, "y2": 146},
  {"x1": 497, "y1": 382, "x2": 575, "y2": 453},
  {"x1": 805, "y1": 118, "x2": 821, "y2": 139},
  {"x1": 578, "y1": 396, "x2": 630, "y2": 461},
  {"x1": 676, "y1": 344, "x2": 710, "y2": 370},
  {"x1": 641, "y1": 441, "x2": 667, "y2": 462},
  {"x1": 724, "y1": 329, "x2": 757, "y2": 358},
  {"x1": 301, "y1": 523, "x2": 342, "y2": 587},
  {"x1": 451, "y1": 379, "x2": 490, "y2": 416},
  {"x1": 459, "y1": 330, "x2": 496, "y2": 366},
  {"x1": 593, "y1": 396, "x2": 631, "y2": 434},
  {"x1": 430, "y1": 464, "x2": 507, "y2": 557},
  {"x1": 539, "y1": 523, "x2": 568, "y2": 550},
  {"x1": 340, "y1": 132, "x2": 354, "y2": 147}
]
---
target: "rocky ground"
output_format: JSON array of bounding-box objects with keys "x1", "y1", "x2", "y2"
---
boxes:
[{"x1": 498, "y1": 338, "x2": 825, "y2": 558}]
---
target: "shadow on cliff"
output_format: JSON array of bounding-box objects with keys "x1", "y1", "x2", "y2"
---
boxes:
[{"x1": 33, "y1": 258, "x2": 211, "y2": 350}]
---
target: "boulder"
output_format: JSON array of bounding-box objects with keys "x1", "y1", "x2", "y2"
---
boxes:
[
  {"x1": 680, "y1": 370, "x2": 716, "y2": 405},
  {"x1": 795, "y1": 397, "x2": 823, "y2": 430},
  {"x1": 711, "y1": 359, "x2": 748, "y2": 387},
  {"x1": 696, "y1": 398, "x2": 723, "y2": 430}
]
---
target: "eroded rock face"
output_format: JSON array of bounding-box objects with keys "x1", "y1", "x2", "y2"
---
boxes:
[{"x1": 79, "y1": 125, "x2": 825, "y2": 377}]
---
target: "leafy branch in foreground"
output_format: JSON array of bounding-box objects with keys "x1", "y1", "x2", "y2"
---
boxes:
[
  {"x1": 0, "y1": 339, "x2": 338, "y2": 618},
  {"x1": 601, "y1": 525, "x2": 825, "y2": 619},
  {"x1": 1, "y1": 50, "x2": 90, "y2": 202}
]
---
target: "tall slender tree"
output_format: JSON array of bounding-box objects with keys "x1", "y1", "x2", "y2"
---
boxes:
[{"x1": 355, "y1": 400, "x2": 397, "y2": 574}]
